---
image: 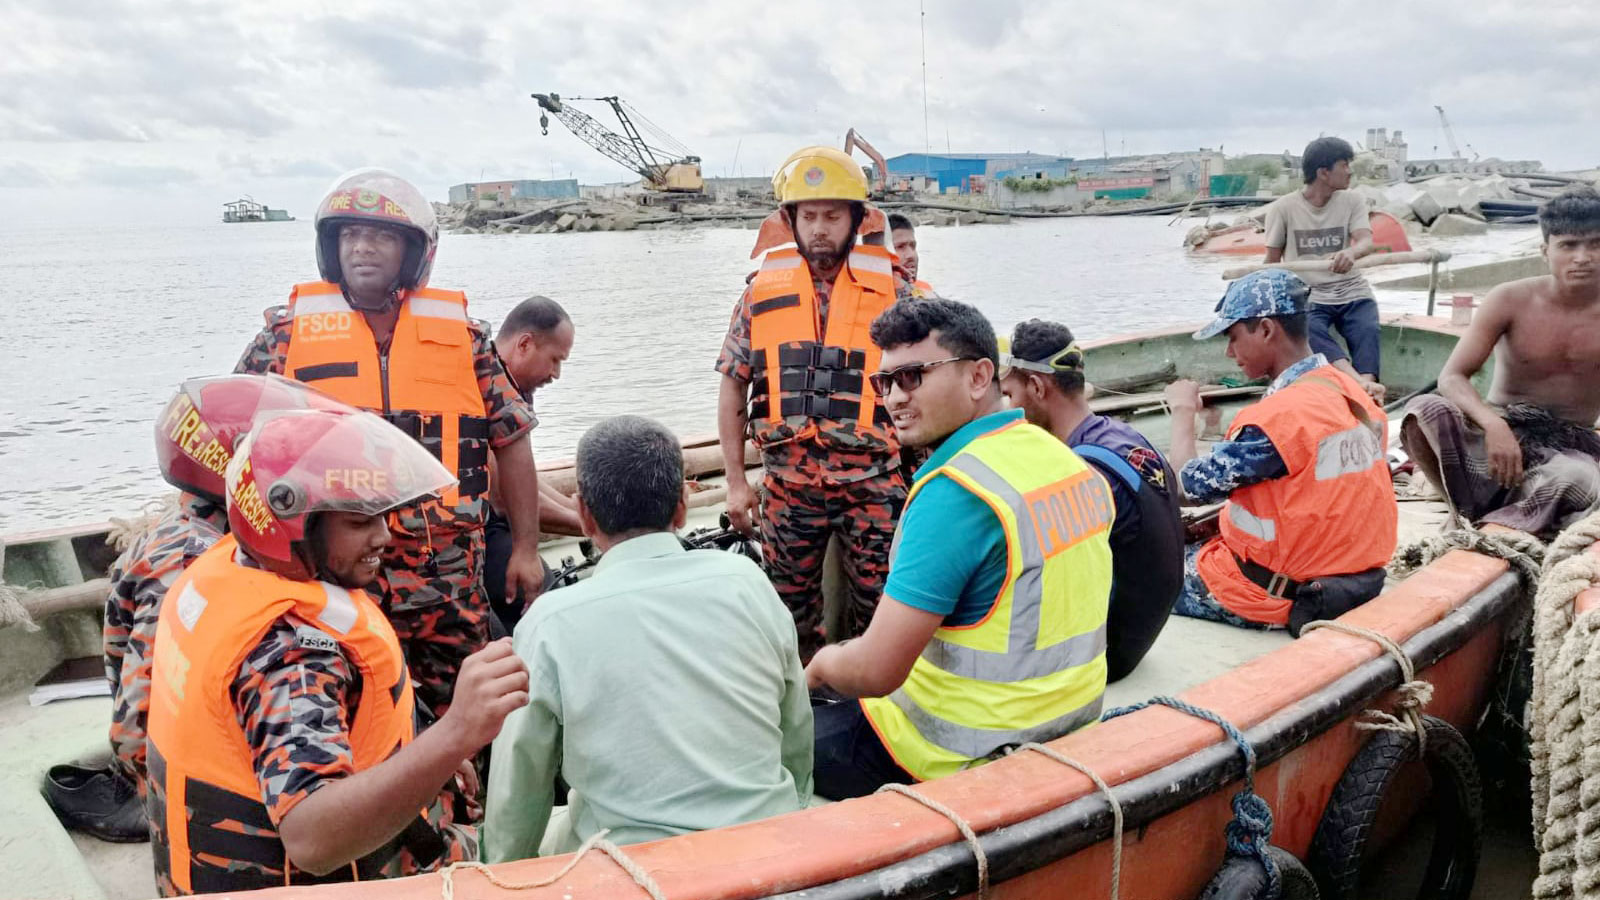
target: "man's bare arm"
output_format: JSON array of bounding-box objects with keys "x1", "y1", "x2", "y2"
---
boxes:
[
  {"x1": 718, "y1": 375, "x2": 758, "y2": 534},
  {"x1": 805, "y1": 597, "x2": 944, "y2": 697},
  {"x1": 1436, "y1": 288, "x2": 1524, "y2": 485},
  {"x1": 1437, "y1": 288, "x2": 1512, "y2": 429},
  {"x1": 1263, "y1": 247, "x2": 1284, "y2": 264}
]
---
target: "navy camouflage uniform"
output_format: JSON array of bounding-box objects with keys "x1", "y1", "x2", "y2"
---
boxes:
[
  {"x1": 235, "y1": 309, "x2": 536, "y2": 721},
  {"x1": 717, "y1": 276, "x2": 913, "y2": 661}
]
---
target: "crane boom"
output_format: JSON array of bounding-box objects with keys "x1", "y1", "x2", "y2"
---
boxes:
[
  {"x1": 531, "y1": 92, "x2": 703, "y2": 193},
  {"x1": 1434, "y1": 105, "x2": 1463, "y2": 160}
]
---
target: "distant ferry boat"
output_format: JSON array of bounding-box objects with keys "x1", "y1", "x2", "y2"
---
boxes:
[{"x1": 222, "y1": 198, "x2": 294, "y2": 223}]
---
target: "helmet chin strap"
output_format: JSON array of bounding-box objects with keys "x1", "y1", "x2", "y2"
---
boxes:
[{"x1": 341, "y1": 279, "x2": 402, "y2": 313}]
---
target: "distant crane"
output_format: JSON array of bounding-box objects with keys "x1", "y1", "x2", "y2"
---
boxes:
[
  {"x1": 531, "y1": 93, "x2": 704, "y2": 193},
  {"x1": 1433, "y1": 105, "x2": 1480, "y2": 162}
]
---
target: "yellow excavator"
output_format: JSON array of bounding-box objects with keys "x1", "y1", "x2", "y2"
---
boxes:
[{"x1": 532, "y1": 92, "x2": 704, "y2": 193}]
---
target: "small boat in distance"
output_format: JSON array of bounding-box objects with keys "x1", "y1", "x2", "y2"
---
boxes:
[
  {"x1": 1189, "y1": 209, "x2": 1412, "y2": 256},
  {"x1": 222, "y1": 198, "x2": 294, "y2": 223}
]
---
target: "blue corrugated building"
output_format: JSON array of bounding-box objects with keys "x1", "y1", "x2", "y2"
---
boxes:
[{"x1": 884, "y1": 152, "x2": 1072, "y2": 194}]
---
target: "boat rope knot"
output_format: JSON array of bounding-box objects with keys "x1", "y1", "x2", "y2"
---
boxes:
[
  {"x1": 875, "y1": 782, "x2": 989, "y2": 900},
  {"x1": 1010, "y1": 742, "x2": 1123, "y2": 900},
  {"x1": 1101, "y1": 696, "x2": 1279, "y2": 899},
  {"x1": 436, "y1": 827, "x2": 666, "y2": 900},
  {"x1": 1300, "y1": 620, "x2": 1434, "y2": 756},
  {"x1": 1527, "y1": 511, "x2": 1600, "y2": 899},
  {"x1": 1390, "y1": 521, "x2": 1545, "y2": 586}
]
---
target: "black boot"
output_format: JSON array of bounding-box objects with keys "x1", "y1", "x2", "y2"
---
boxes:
[{"x1": 42, "y1": 763, "x2": 149, "y2": 843}]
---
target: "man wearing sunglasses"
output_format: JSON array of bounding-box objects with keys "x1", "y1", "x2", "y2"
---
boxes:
[
  {"x1": 1164, "y1": 269, "x2": 1396, "y2": 634},
  {"x1": 804, "y1": 299, "x2": 1113, "y2": 797},
  {"x1": 998, "y1": 321, "x2": 1183, "y2": 682},
  {"x1": 716, "y1": 147, "x2": 911, "y2": 661}
]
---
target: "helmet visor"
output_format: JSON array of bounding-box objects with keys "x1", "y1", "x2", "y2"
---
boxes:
[{"x1": 233, "y1": 410, "x2": 457, "y2": 520}]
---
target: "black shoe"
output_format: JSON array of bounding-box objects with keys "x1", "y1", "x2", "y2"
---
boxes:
[{"x1": 42, "y1": 763, "x2": 149, "y2": 843}]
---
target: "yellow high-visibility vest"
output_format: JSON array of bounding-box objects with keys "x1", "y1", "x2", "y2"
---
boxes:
[{"x1": 863, "y1": 418, "x2": 1114, "y2": 780}]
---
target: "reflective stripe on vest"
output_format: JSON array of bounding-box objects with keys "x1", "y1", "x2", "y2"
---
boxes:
[
  {"x1": 746, "y1": 246, "x2": 899, "y2": 450},
  {"x1": 281, "y1": 281, "x2": 489, "y2": 531},
  {"x1": 1196, "y1": 365, "x2": 1398, "y2": 625},
  {"x1": 863, "y1": 420, "x2": 1113, "y2": 780},
  {"x1": 147, "y1": 535, "x2": 417, "y2": 894}
]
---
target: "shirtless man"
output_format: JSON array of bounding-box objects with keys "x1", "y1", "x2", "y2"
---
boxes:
[{"x1": 1401, "y1": 185, "x2": 1600, "y2": 536}]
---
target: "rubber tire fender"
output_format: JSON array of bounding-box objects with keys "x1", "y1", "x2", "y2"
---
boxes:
[
  {"x1": 1306, "y1": 715, "x2": 1483, "y2": 900},
  {"x1": 1197, "y1": 844, "x2": 1320, "y2": 900}
]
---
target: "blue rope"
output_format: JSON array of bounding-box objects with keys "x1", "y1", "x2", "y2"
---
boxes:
[{"x1": 1103, "y1": 696, "x2": 1282, "y2": 900}]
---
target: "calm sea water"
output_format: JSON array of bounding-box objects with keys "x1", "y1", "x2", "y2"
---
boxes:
[{"x1": 0, "y1": 215, "x2": 1538, "y2": 533}]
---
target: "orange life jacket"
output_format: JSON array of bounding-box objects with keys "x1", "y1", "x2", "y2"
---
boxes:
[
  {"x1": 146, "y1": 535, "x2": 427, "y2": 895},
  {"x1": 747, "y1": 245, "x2": 899, "y2": 452},
  {"x1": 281, "y1": 282, "x2": 489, "y2": 533},
  {"x1": 1195, "y1": 365, "x2": 1397, "y2": 624},
  {"x1": 912, "y1": 279, "x2": 936, "y2": 298}
]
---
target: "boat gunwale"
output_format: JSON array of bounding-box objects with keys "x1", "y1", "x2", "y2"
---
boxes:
[{"x1": 770, "y1": 564, "x2": 1524, "y2": 900}]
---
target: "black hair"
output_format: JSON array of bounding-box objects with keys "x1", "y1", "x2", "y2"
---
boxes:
[
  {"x1": 887, "y1": 213, "x2": 916, "y2": 232},
  {"x1": 576, "y1": 415, "x2": 684, "y2": 536},
  {"x1": 1240, "y1": 313, "x2": 1310, "y2": 341},
  {"x1": 500, "y1": 295, "x2": 571, "y2": 341},
  {"x1": 1010, "y1": 319, "x2": 1086, "y2": 394},
  {"x1": 869, "y1": 298, "x2": 998, "y2": 368},
  {"x1": 1302, "y1": 137, "x2": 1356, "y2": 184},
  {"x1": 1540, "y1": 185, "x2": 1600, "y2": 240}
]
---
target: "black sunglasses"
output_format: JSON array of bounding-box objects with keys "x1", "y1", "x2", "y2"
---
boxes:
[{"x1": 869, "y1": 357, "x2": 977, "y2": 395}]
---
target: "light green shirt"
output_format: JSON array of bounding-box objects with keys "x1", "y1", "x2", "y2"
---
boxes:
[{"x1": 483, "y1": 531, "x2": 813, "y2": 862}]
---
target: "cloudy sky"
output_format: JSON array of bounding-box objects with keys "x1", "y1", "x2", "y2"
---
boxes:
[{"x1": 2, "y1": 0, "x2": 1596, "y2": 227}]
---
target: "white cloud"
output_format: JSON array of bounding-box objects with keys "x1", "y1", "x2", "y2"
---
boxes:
[{"x1": 0, "y1": 0, "x2": 1595, "y2": 226}]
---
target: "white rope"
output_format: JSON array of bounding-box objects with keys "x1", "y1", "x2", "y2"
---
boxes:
[
  {"x1": 1301, "y1": 620, "x2": 1434, "y2": 755},
  {"x1": 1013, "y1": 742, "x2": 1123, "y2": 900},
  {"x1": 437, "y1": 828, "x2": 665, "y2": 900},
  {"x1": 876, "y1": 783, "x2": 988, "y2": 900},
  {"x1": 1524, "y1": 510, "x2": 1600, "y2": 898}
]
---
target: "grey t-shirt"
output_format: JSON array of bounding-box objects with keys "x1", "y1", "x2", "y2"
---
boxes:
[{"x1": 1264, "y1": 190, "x2": 1375, "y2": 305}]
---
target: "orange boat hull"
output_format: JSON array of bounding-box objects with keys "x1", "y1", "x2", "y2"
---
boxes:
[{"x1": 1193, "y1": 210, "x2": 1413, "y2": 256}]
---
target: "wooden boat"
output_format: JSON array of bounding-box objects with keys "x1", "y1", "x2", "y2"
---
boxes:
[
  {"x1": 1189, "y1": 210, "x2": 1413, "y2": 256},
  {"x1": 0, "y1": 313, "x2": 1556, "y2": 900}
]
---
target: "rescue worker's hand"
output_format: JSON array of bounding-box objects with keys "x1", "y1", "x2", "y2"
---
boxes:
[
  {"x1": 1330, "y1": 249, "x2": 1357, "y2": 274},
  {"x1": 1163, "y1": 379, "x2": 1202, "y2": 413},
  {"x1": 505, "y1": 546, "x2": 546, "y2": 612},
  {"x1": 1484, "y1": 418, "x2": 1524, "y2": 488},
  {"x1": 1358, "y1": 376, "x2": 1387, "y2": 405},
  {"x1": 441, "y1": 639, "x2": 529, "y2": 754},
  {"x1": 727, "y1": 478, "x2": 758, "y2": 536}
]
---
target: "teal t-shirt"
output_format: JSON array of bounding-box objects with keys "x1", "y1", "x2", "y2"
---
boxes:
[{"x1": 883, "y1": 410, "x2": 1019, "y2": 626}]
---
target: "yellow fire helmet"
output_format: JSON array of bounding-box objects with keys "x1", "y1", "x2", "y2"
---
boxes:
[{"x1": 772, "y1": 146, "x2": 870, "y2": 204}]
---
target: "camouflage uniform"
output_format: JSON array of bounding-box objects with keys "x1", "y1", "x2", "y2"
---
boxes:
[
  {"x1": 103, "y1": 495, "x2": 226, "y2": 788},
  {"x1": 235, "y1": 310, "x2": 536, "y2": 721},
  {"x1": 148, "y1": 616, "x2": 472, "y2": 896},
  {"x1": 717, "y1": 277, "x2": 911, "y2": 660}
]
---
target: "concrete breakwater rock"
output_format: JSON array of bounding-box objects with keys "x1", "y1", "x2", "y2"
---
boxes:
[{"x1": 433, "y1": 196, "x2": 1013, "y2": 235}]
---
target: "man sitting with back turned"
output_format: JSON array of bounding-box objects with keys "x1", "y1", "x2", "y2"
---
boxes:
[
  {"x1": 998, "y1": 319, "x2": 1183, "y2": 681},
  {"x1": 1401, "y1": 186, "x2": 1600, "y2": 538},
  {"x1": 485, "y1": 415, "x2": 812, "y2": 861},
  {"x1": 805, "y1": 299, "x2": 1113, "y2": 798},
  {"x1": 1165, "y1": 269, "x2": 1397, "y2": 634}
]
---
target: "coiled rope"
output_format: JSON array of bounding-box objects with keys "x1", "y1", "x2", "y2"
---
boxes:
[
  {"x1": 437, "y1": 828, "x2": 666, "y2": 900},
  {"x1": 1300, "y1": 620, "x2": 1434, "y2": 755},
  {"x1": 1010, "y1": 742, "x2": 1124, "y2": 900},
  {"x1": 1102, "y1": 696, "x2": 1278, "y2": 899},
  {"x1": 1525, "y1": 510, "x2": 1600, "y2": 899},
  {"x1": 875, "y1": 782, "x2": 989, "y2": 900}
]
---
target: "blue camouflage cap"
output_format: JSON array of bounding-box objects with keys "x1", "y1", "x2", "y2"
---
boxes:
[{"x1": 1192, "y1": 268, "x2": 1311, "y2": 340}]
